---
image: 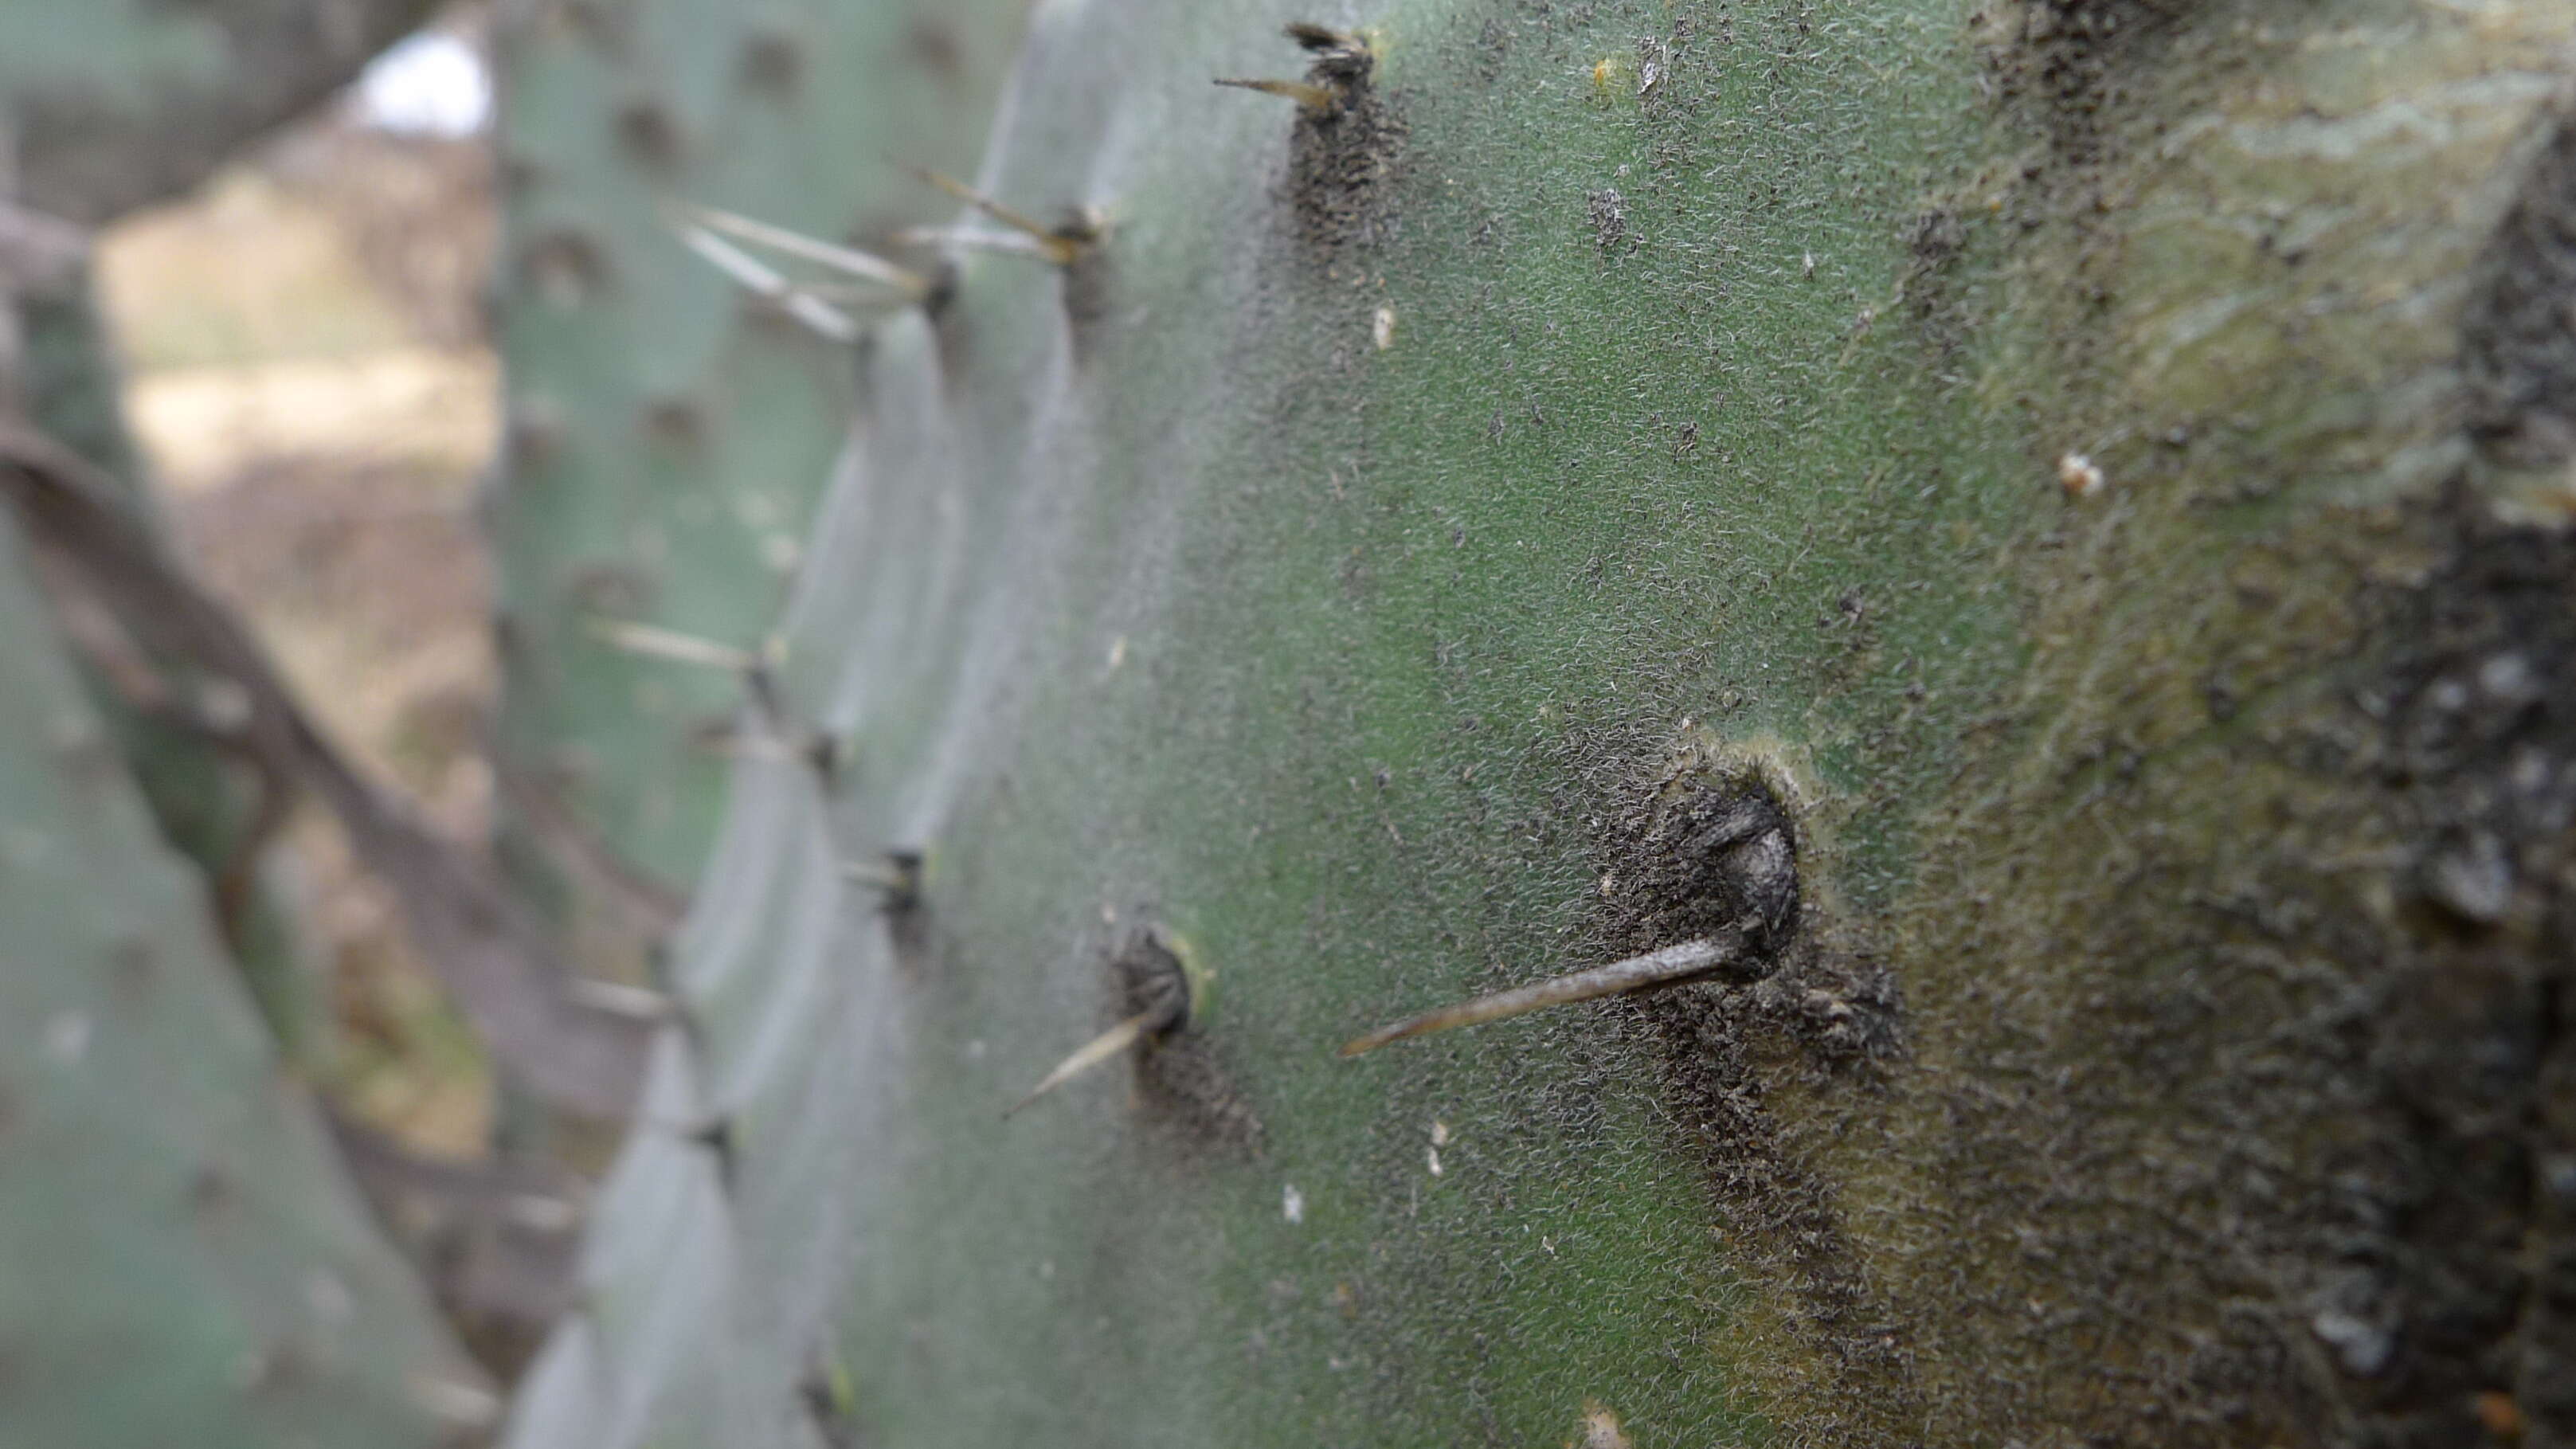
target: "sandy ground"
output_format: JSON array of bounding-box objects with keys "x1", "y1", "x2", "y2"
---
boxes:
[{"x1": 125, "y1": 345, "x2": 497, "y2": 492}]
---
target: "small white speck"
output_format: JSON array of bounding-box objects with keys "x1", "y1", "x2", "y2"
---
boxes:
[
  {"x1": 965, "y1": 1039, "x2": 987, "y2": 1061},
  {"x1": 1426, "y1": 1145, "x2": 1443, "y2": 1177},
  {"x1": 2057, "y1": 451, "x2": 2107, "y2": 498},
  {"x1": 1372, "y1": 305, "x2": 1396, "y2": 351},
  {"x1": 2310, "y1": 1308, "x2": 2392, "y2": 1377},
  {"x1": 1429, "y1": 1120, "x2": 1449, "y2": 1146},
  {"x1": 42, "y1": 1011, "x2": 90, "y2": 1067},
  {"x1": 1106, "y1": 634, "x2": 1128, "y2": 671},
  {"x1": 1283, "y1": 1185, "x2": 1305, "y2": 1224},
  {"x1": 1800, "y1": 250, "x2": 1818, "y2": 278}
]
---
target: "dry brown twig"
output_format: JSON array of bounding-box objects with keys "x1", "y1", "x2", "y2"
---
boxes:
[
  {"x1": 0, "y1": 421, "x2": 656, "y2": 1118},
  {"x1": 0, "y1": 202, "x2": 87, "y2": 296}
]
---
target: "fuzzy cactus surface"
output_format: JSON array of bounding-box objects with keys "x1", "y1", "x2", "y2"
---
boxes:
[{"x1": 504, "y1": 0, "x2": 2576, "y2": 1444}]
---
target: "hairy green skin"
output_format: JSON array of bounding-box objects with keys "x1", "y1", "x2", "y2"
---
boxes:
[
  {"x1": 509, "y1": 0, "x2": 2576, "y2": 1443},
  {"x1": 0, "y1": 515, "x2": 480, "y2": 1449},
  {"x1": 487, "y1": 0, "x2": 1039, "y2": 903}
]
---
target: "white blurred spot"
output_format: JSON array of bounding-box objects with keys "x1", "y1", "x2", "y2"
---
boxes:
[
  {"x1": 355, "y1": 33, "x2": 491, "y2": 138},
  {"x1": 1372, "y1": 304, "x2": 1396, "y2": 351},
  {"x1": 1282, "y1": 1184, "x2": 1304, "y2": 1224},
  {"x1": 2057, "y1": 450, "x2": 2107, "y2": 498},
  {"x1": 42, "y1": 1011, "x2": 91, "y2": 1067},
  {"x1": 2312, "y1": 1308, "x2": 2394, "y2": 1377}
]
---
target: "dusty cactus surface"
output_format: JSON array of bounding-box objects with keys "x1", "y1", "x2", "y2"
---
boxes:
[{"x1": 503, "y1": 0, "x2": 2576, "y2": 1444}]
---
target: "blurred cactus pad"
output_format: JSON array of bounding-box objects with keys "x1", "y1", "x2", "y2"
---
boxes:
[
  {"x1": 487, "y1": 0, "x2": 1037, "y2": 899},
  {"x1": 0, "y1": 524, "x2": 485, "y2": 1448},
  {"x1": 495, "y1": 0, "x2": 2576, "y2": 1444}
]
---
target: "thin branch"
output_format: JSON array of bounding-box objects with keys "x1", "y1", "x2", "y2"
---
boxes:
[{"x1": 0, "y1": 421, "x2": 654, "y2": 1117}]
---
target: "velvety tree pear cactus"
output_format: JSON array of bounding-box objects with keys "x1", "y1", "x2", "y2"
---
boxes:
[
  {"x1": 0, "y1": 518, "x2": 484, "y2": 1449},
  {"x1": 508, "y1": 0, "x2": 2576, "y2": 1443}
]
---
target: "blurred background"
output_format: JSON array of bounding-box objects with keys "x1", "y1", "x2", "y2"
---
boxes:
[
  {"x1": 66, "y1": 10, "x2": 591, "y2": 1383},
  {"x1": 101, "y1": 15, "x2": 503, "y2": 1161}
]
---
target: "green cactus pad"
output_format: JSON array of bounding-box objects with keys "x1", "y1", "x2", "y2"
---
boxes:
[
  {"x1": 511, "y1": 0, "x2": 2576, "y2": 1443},
  {"x1": 0, "y1": 517, "x2": 483, "y2": 1449}
]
